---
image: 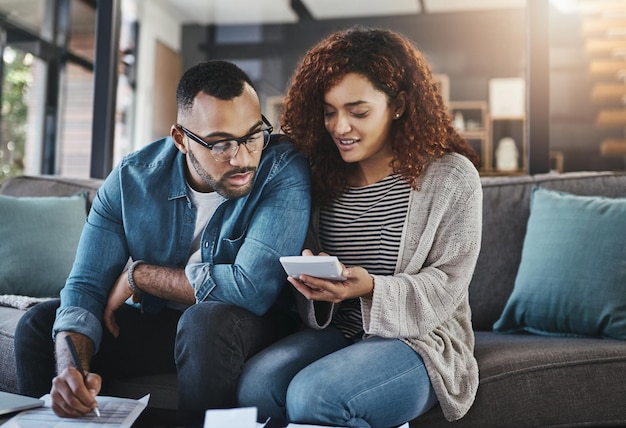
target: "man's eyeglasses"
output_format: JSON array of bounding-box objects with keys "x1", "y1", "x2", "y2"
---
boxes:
[{"x1": 177, "y1": 115, "x2": 273, "y2": 162}]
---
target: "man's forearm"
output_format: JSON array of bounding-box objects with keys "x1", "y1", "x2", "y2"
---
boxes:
[
  {"x1": 131, "y1": 263, "x2": 196, "y2": 304},
  {"x1": 55, "y1": 331, "x2": 94, "y2": 375}
]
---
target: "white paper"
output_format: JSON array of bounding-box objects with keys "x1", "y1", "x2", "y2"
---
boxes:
[
  {"x1": 204, "y1": 406, "x2": 258, "y2": 428},
  {"x1": 3, "y1": 394, "x2": 149, "y2": 428},
  {"x1": 202, "y1": 407, "x2": 410, "y2": 428},
  {"x1": 286, "y1": 421, "x2": 408, "y2": 427}
]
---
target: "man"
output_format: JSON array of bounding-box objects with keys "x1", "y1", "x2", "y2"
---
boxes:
[{"x1": 14, "y1": 60, "x2": 311, "y2": 424}]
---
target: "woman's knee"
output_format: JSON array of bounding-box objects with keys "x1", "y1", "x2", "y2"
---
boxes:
[
  {"x1": 237, "y1": 352, "x2": 276, "y2": 406},
  {"x1": 238, "y1": 338, "x2": 307, "y2": 419},
  {"x1": 237, "y1": 366, "x2": 286, "y2": 419},
  {"x1": 286, "y1": 366, "x2": 336, "y2": 422}
]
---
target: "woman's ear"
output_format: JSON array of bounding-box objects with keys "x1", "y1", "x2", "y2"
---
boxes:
[
  {"x1": 171, "y1": 125, "x2": 187, "y2": 154},
  {"x1": 393, "y1": 91, "x2": 408, "y2": 119}
]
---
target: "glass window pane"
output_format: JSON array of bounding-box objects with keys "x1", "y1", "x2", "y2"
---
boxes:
[
  {"x1": 0, "y1": 0, "x2": 52, "y2": 42},
  {"x1": 59, "y1": 62, "x2": 93, "y2": 178},
  {"x1": 69, "y1": 0, "x2": 96, "y2": 62},
  {"x1": 0, "y1": 46, "x2": 46, "y2": 182}
]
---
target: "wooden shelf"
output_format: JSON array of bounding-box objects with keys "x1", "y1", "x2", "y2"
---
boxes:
[
  {"x1": 583, "y1": 18, "x2": 626, "y2": 36},
  {"x1": 600, "y1": 138, "x2": 626, "y2": 156},
  {"x1": 585, "y1": 38, "x2": 626, "y2": 55},
  {"x1": 579, "y1": 0, "x2": 626, "y2": 15},
  {"x1": 588, "y1": 60, "x2": 626, "y2": 77},
  {"x1": 591, "y1": 83, "x2": 626, "y2": 103},
  {"x1": 596, "y1": 109, "x2": 626, "y2": 127},
  {"x1": 581, "y1": 0, "x2": 626, "y2": 162}
]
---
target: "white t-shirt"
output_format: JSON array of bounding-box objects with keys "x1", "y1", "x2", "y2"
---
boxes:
[{"x1": 186, "y1": 184, "x2": 225, "y2": 265}]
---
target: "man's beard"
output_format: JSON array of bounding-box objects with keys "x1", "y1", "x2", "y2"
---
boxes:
[{"x1": 188, "y1": 147, "x2": 256, "y2": 199}]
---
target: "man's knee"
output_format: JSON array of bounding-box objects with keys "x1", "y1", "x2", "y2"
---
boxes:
[
  {"x1": 179, "y1": 301, "x2": 251, "y2": 327},
  {"x1": 177, "y1": 302, "x2": 255, "y2": 339},
  {"x1": 16, "y1": 299, "x2": 59, "y2": 346},
  {"x1": 176, "y1": 302, "x2": 253, "y2": 353}
]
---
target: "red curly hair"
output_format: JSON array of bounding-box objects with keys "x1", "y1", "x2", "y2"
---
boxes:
[{"x1": 280, "y1": 26, "x2": 478, "y2": 205}]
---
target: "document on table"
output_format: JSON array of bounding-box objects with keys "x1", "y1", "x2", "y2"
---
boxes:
[
  {"x1": 3, "y1": 393, "x2": 149, "y2": 427},
  {"x1": 203, "y1": 407, "x2": 409, "y2": 428}
]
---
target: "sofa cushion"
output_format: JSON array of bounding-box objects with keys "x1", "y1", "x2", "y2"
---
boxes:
[
  {"x1": 493, "y1": 187, "x2": 626, "y2": 339},
  {"x1": 0, "y1": 306, "x2": 26, "y2": 393},
  {"x1": 0, "y1": 193, "x2": 87, "y2": 297},
  {"x1": 471, "y1": 171, "x2": 626, "y2": 331}
]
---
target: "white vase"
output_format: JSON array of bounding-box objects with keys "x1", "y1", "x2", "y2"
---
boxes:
[{"x1": 495, "y1": 137, "x2": 519, "y2": 171}]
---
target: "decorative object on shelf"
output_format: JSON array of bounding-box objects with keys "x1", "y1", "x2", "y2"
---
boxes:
[
  {"x1": 489, "y1": 78, "x2": 525, "y2": 118},
  {"x1": 453, "y1": 111, "x2": 465, "y2": 131},
  {"x1": 495, "y1": 136, "x2": 519, "y2": 171},
  {"x1": 449, "y1": 101, "x2": 490, "y2": 173}
]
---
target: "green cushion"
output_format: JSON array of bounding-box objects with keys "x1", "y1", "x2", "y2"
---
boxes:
[
  {"x1": 493, "y1": 187, "x2": 626, "y2": 339},
  {"x1": 0, "y1": 193, "x2": 87, "y2": 297}
]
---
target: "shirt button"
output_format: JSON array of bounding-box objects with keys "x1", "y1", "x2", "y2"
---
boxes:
[
  {"x1": 186, "y1": 218, "x2": 192, "y2": 223},
  {"x1": 204, "y1": 242, "x2": 209, "y2": 248}
]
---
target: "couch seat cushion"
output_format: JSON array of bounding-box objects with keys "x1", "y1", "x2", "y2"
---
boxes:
[
  {"x1": 0, "y1": 306, "x2": 26, "y2": 393},
  {"x1": 410, "y1": 332, "x2": 626, "y2": 427}
]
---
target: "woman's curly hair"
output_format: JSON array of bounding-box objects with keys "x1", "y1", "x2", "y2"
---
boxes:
[{"x1": 280, "y1": 26, "x2": 479, "y2": 205}]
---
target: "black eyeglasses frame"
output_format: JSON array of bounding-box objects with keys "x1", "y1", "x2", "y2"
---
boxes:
[{"x1": 177, "y1": 115, "x2": 273, "y2": 160}]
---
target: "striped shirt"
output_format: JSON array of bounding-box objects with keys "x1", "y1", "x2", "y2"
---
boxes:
[{"x1": 319, "y1": 175, "x2": 411, "y2": 338}]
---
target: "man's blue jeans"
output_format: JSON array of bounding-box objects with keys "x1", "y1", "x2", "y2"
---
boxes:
[
  {"x1": 15, "y1": 299, "x2": 297, "y2": 424},
  {"x1": 238, "y1": 327, "x2": 438, "y2": 428}
]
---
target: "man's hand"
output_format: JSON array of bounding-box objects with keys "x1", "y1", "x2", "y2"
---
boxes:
[
  {"x1": 50, "y1": 366, "x2": 101, "y2": 418},
  {"x1": 52, "y1": 332, "x2": 101, "y2": 418},
  {"x1": 103, "y1": 270, "x2": 137, "y2": 337}
]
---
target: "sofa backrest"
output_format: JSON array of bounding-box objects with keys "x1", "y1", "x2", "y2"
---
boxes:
[
  {"x1": 0, "y1": 175, "x2": 103, "y2": 209},
  {"x1": 4, "y1": 173, "x2": 626, "y2": 332},
  {"x1": 470, "y1": 171, "x2": 626, "y2": 331}
]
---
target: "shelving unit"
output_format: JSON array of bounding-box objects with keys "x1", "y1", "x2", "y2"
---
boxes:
[
  {"x1": 581, "y1": 0, "x2": 626, "y2": 162},
  {"x1": 449, "y1": 101, "x2": 491, "y2": 173}
]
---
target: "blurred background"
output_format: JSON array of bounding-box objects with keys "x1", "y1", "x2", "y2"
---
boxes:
[{"x1": 0, "y1": 0, "x2": 625, "y2": 182}]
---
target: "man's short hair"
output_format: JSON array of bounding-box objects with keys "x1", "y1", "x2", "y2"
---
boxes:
[{"x1": 176, "y1": 60, "x2": 254, "y2": 112}]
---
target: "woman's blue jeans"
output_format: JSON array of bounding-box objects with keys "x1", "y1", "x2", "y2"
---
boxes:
[{"x1": 237, "y1": 327, "x2": 438, "y2": 428}]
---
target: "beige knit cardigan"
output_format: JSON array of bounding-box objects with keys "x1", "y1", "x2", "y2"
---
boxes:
[{"x1": 296, "y1": 152, "x2": 483, "y2": 421}]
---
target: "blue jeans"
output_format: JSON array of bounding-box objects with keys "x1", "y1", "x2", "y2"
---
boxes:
[
  {"x1": 15, "y1": 299, "x2": 297, "y2": 424},
  {"x1": 237, "y1": 328, "x2": 438, "y2": 428}
]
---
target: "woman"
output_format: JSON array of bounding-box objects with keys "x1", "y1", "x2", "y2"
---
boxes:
[{"x1": 238, "y1": 26, "x2": 482, "y2": 428}]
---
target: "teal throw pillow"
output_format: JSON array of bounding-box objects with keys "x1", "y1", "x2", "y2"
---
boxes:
[
  {"x1": 493, "y1": 187, "x2": 626, "y2": 339},
  {"x1": 0, "y1": 193, "x2": 87, "y2": 297}
]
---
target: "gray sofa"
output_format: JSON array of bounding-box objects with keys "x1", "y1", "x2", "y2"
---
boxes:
[
  {"x1": 413, "y1": 171, "x2": 626, "y2": 427},
  {"x1": 2, "y1": 172, "x2": 626, "y2": 427}
]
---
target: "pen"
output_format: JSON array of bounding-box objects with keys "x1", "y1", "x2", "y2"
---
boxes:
[{"x1": 64, "y1": 335, "x2": 101, "y2": 417}]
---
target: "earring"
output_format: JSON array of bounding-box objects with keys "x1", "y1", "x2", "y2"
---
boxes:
[{"x1": 394, "y1": 113, "x2": 400, "y2": 119}]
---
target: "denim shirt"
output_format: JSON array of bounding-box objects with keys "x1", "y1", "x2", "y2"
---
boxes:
[{"x1": 53, "y1": 135, "x2": 311, "y2": 350}]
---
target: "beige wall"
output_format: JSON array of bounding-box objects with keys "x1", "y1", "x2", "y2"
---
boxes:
[{"x1": 152, "y1": 41, "x2": 182, "y2": 141}]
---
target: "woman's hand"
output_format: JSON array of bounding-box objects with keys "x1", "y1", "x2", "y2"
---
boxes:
[{"x1": 289, "y1": 250, "x2": 374, "y2": 303}]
